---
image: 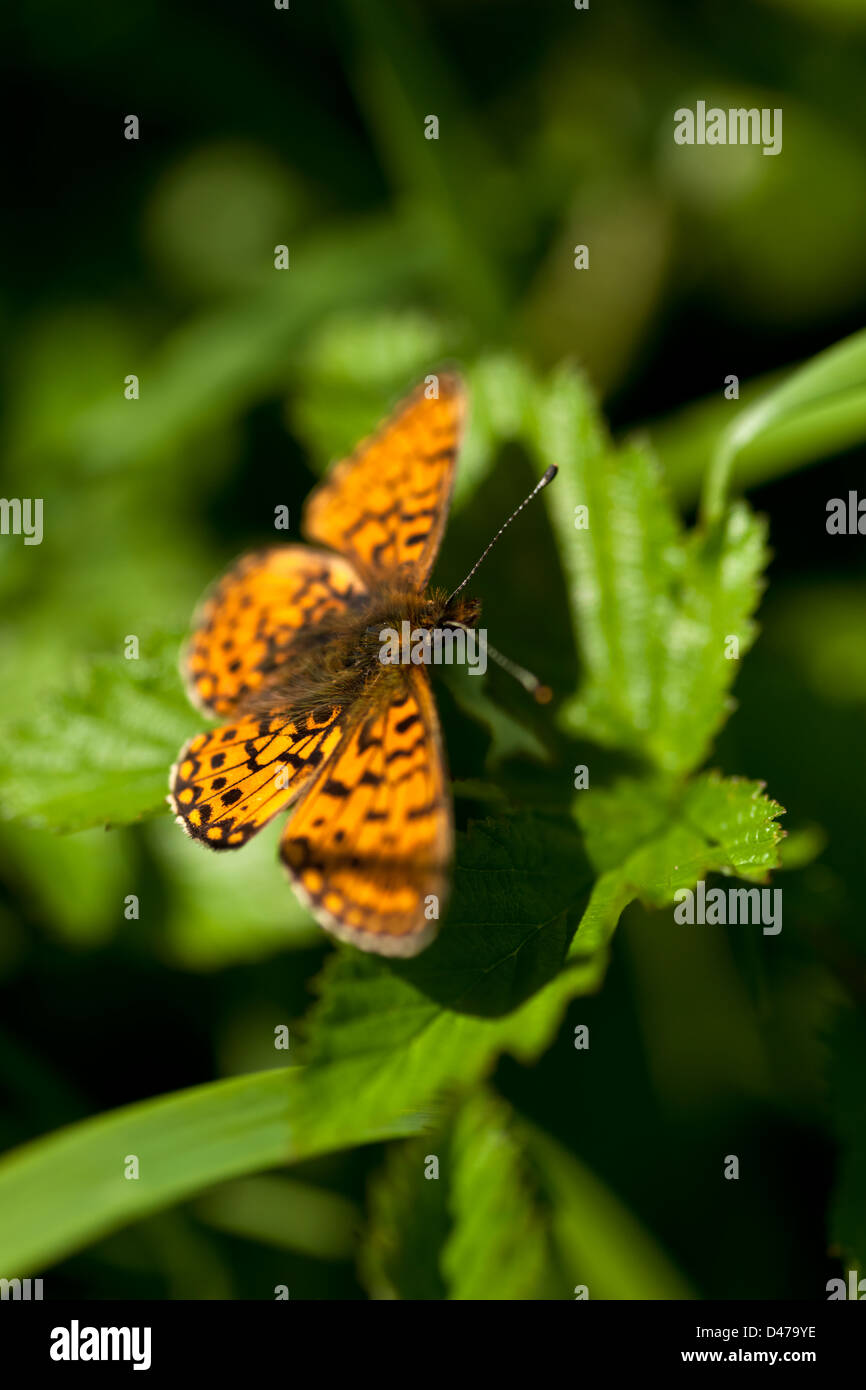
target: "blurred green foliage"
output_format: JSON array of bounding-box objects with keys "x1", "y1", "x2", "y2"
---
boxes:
[{"x1": 1, "y1": 0, "x2": 865, "y2": 1300}]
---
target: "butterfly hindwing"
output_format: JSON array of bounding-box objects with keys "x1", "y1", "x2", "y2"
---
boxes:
[
  {"x1": 183, "y1": 546, "x2": 365, "y2": 717},
  {"x1": 279, "y1": 668, "x2": 452, "y2": 956},
  {"x1": 169, "y1": 705, "x2": 345, "y2": 848},
  {"x1": 302, "y1": 373, "x2": 465, "y2": 586}
]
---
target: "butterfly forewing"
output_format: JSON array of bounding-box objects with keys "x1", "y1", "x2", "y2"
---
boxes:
[
  {"x1": 279, "y1": 668, "x2": 452, "y2": 956},
  {"x1": 183, "y1": 546, "x2": 365, "y2": 717},
  {"x1": 302, "y1": 373, "x2": 465, "y2": 586}
]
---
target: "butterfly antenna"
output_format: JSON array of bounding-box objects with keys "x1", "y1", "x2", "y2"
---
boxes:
[
  {"x1": 447, "y1": 621, "x2": 553, "y2": 704},
  {"x1": 446, "y1": 465, "x2": 558, "y2": 607}
]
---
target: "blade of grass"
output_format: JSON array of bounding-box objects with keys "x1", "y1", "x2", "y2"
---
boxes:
[
  {"x1": 700, "y1": 328, "x2": 866, "y2": 522},
  {"x1": 0, "y1": 1066, "x2": 421, "y2": 1278}
]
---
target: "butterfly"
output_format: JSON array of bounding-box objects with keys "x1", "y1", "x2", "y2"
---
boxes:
[{"x1": 168, "y1": 373, "x2": 555, "y2": 957}]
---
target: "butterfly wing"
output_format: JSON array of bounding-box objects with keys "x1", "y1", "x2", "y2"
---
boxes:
[
  {"x1": 302, "y1": 373, "x2": 465, "y2": 586},
  {"x1": 279, "y1": 667, "x2": 452, "y2": 956},
  {"x1": 182, "y1": 546, "x2": 365, "y2": 717},
  {"x1": 170, "y1": 705, "x2": 345, "y2": 847}
]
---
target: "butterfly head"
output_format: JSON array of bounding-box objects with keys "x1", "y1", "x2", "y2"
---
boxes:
[
  {"x1": 432, "y1": 589, "x2": 481, "y2": 632},
  {"x1": 357, "y1": 587, "x2": 479, "y2": 648}
]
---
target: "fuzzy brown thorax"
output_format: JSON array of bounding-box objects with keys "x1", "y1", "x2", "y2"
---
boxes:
[{"x1": 243, "y1": 585, "x2": 480, "y2": 720}]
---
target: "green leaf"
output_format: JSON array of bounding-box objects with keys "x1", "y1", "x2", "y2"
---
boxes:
[
  {"x1": 525, "y1": 365, "x2": 768, "y2": 773},
  {"x1": 244, "y1": 809, "x2": 637, "y2": 1162},
  {"x1": 576, "y1": 772, "x2": 786, "y2": 910},
  {"x1": 292, "y1": 813, "x2": 609, "y2": 1153},
  {"x1": 362, "y1": 1090, "x2": 693, "y2": 1300},
  {"x1": 0, "y1": 639, "x2": 194, "y2": 833},
  {"x1": 389, "y1": 814, "x2": 594, "y2": 1017}
]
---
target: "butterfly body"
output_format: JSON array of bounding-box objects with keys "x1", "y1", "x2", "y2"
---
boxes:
[{"x1": 235, "y1": 584, "x2": 480, "y2": 727}]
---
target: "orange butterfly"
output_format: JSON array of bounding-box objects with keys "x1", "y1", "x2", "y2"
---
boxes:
[{"x1": 168, "y1": 374, "x2": 555, "y2": 957}]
